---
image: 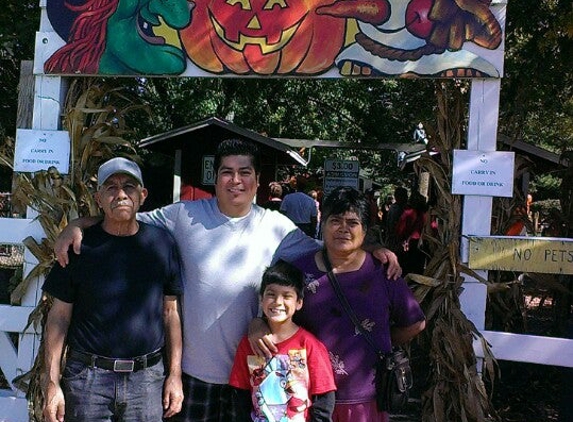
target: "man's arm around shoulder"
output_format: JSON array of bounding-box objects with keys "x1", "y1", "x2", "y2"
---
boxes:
[{"x1": 54, "y1": 216, "x2": 102, "y2": 267}]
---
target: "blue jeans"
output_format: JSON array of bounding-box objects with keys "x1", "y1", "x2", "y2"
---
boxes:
[{"x1": 62, "y1": 358, "x2": 165, "y2": 422}]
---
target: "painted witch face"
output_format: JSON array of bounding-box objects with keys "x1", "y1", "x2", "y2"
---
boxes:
[
  {"x1": 46, "y1": 0, "x2": 193, "y2": 75},
  {"x1": 100, "y1": 0, "x2": 193, "y2": 74}
]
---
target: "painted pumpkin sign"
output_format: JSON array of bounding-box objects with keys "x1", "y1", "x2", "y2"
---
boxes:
[
  {"x1": 42, "y1": 0, "x2": 505, "y2": 77},
  {"x1": 179, "y1": 0, "x2": 346, "y2": 75}
]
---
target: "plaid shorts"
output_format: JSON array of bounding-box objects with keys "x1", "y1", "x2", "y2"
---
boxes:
[{"x1": 168, "y1": 373, "x2": 243, "y2": 422}]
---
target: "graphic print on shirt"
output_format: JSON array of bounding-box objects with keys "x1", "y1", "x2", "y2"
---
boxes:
[
  {"x1": 247, "y1": 349, "x2": 311, "y2": 422},
  {"x1": 357, "y1": 318, "x2": 376, "y2": 336},
  {"x1": 329, "y1": 351, "x2": 349, "y2": 376}
]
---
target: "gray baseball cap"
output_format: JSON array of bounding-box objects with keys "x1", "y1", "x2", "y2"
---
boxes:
[{"x1": 97, "y1": 157, "x2": 144, "y2": 188}]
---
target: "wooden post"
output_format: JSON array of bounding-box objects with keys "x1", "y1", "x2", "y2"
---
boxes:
[
  {"x1": 460, "y1": 79, "x2": 500, "y2": 339},
  {"x1": 16, "y1": 61, "x2": 34, "y2": 130}
]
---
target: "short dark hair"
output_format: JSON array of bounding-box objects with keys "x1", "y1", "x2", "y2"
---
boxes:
[
  {"x1": 269, "y1": 182, "x2": 283, "y2": 198},
  {"x1": 321, "y1": 187, "x2": 370, "y2": 230},
  {"x1": 260, "y1": 260, "x2": 304, "y2": 300},
  {"x1": 408, "y1": 190, "x2": 429, "y2": 212},
  {"x1": 214, "y1": 139, "x2": 261, "y2": 175},
  {"x1": 394, "y1": 187, "x2": 408, "y2": 203}
]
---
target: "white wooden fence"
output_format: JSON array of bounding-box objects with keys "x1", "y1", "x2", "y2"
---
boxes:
[{"x1": 0, "y1": 214, "x2": 44, "y2": 422}]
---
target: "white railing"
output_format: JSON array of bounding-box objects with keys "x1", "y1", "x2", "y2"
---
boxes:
[
  {"x1": 0, "y1": 215, "x2": 44, "y2": 422},
  {"x1": 460, "y1": 277, "x2": 573, "y2": 368}
]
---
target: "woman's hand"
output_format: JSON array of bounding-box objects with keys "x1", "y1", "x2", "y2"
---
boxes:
[{"x1": 248, "y1": 317, "x2": 277, "y2": 358}]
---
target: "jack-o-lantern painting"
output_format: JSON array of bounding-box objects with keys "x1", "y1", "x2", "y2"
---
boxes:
[
  {"x1": 41, "y1": 0, "x2": 506, "y2": 77},
  {"x1": 179, "y1": 0, "x2": 346, "y2": 75}
]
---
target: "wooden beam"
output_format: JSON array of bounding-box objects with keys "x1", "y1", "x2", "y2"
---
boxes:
[
  {"x1": 475, "y1": 331, "x2": 573, "y2": 368},
  {"x1": 469, "y1": 236, "x2": 573, "y2": 274}
]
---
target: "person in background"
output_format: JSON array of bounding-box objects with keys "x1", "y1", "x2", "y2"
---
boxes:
[
  {"x1": 54, "y1": 140, "x2": 401, "y2": 422},
  {"x1": 253, "y1": 187, "x2": 425, "y2": 422},
  {"x1": 262, "y1": 182, "x2": 283, "y2": 211},
  {"x1": 366, "y1": 189, "x2": 381, "y2": 228},
  {"x1": 505, "y1": 205, "x2": 528, "y2": 236},
  {"x1": 395, "y1": 191, "x2": 429, "y2": 276},
  {"x1": 43, "y1": 158, "x2": 184, "y2": 422},
  {"x1": 230, "y1": 260, "x2": 336, "y2": 422},
  {"x1": 309, "y1": 190, "x2": 321, "y2": 238},
  {"x1": 385, "y1": 187, "x2": 408, "y2": 253},
  {"x1": 379, "y1": 195, "x2": 394, "y2": 225},
  {"x1": 281, "y1": 176, "x2": 319, "y2": 238}
]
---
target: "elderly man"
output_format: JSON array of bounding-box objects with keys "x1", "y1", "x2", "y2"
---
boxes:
[
  {"x1": 54, "y1": 140, "x2": 400, "y2": 422},
  {"x1": 43, "y1": 157, "x2": 184, "y2": 422}
]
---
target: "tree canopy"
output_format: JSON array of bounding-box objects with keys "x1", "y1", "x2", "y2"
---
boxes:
[{"x1": 0, "y1": 0, "x2": 571, "y2": 187}]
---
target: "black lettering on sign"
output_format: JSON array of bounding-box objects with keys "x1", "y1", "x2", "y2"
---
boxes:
[{"x1": 514, "y1": 248, "x2": 532, "y2": 261}]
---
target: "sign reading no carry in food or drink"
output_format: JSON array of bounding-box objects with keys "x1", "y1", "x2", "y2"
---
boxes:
[
  {"x1": 14, "y1": 129, "x2": 70, "y2": 174},
  {"x1": 452, "y1": 150, "x2": 514, "y2": 197}
]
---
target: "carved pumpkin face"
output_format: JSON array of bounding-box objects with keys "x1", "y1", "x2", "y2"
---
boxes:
[{"x1": 181, "y1": 0, "x2": 345, "y2": 75}]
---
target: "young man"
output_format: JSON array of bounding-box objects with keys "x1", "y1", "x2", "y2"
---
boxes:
[
  {"x1": 230, "y1": 260, "x2": 336, "y2": 422},
  {"x1": 43, "y1": 157, "x2": 184, "y2": 422},
  {"x1": 54, "y1": 140, "x2": 400, "y2": 422},
  {"x1": 280, "y1": 175, "x2": 318, "y2": 237}
]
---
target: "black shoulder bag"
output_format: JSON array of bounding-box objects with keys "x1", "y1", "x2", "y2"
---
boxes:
[{"x1": 321, "y1": 249, "x2": 413, "y2": 413}]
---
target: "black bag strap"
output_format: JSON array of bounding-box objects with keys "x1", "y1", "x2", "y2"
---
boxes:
[{"x1": 321, "y1": 249, "x2": 382, "y2": 356}]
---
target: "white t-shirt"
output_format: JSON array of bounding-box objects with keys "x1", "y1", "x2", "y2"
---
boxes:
[{"x1": 139, "y1": 198, "x2": 320, "y2": 384}]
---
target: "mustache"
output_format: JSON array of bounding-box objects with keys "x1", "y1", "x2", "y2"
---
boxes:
[{"x1": 112, "y1": 200, "x2": 131, "y2": 208}]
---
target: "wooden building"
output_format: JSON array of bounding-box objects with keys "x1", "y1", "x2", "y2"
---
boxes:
[{"x1": 139, "y1": 117, "x2": 307, "y2": 206}]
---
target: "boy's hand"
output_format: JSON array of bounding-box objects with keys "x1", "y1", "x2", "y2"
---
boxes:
[
  {"x1": 248, "y1": 317, "x2": 277, "y2": 359},
  {"x1": 55, "y1": 217, "x2": 102, "y2": 267}
]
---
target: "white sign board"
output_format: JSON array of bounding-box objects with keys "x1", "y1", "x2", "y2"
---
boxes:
[
  {"x1": 14, "y1": 129, "x2": 70, "y2": 174},
  {"x1": 451, "y1": 150, "x2": 514, "y2": 197},
  {"x1": 323, "y1": 159, "x2": 360, "y2": 196},
  {"x1": 202, "y1": 155, "x2": 215, "y2": 185}
]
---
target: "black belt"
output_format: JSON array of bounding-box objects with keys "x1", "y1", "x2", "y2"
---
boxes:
[{"x1": 68, "y1": 349, "x2": 162, "y2": 373}]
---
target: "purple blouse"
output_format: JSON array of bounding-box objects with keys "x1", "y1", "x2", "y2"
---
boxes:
[{"x1": 293, "y1": 252, "x2": 425, "y2": 404}]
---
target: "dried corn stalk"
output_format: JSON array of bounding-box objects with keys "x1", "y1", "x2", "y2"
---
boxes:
[{"x1": 412, "y1": 82, "x2": 499, "y2": 422}]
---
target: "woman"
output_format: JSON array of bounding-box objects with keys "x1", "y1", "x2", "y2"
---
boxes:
[{"x1": 291, "y1": 187, "x2": 426, "y2": 422}]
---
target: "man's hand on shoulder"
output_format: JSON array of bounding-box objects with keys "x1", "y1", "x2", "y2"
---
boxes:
[
  {"x1": 372, "y1": 247, "x2": 402, "y2": 280},
  {"x1": 54, "y1": 217, "x2": 101, "y2": 267}
]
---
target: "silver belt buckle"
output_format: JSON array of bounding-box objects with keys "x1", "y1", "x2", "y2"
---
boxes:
[{"x1": 113, "y1": 359, "x2": 135, "y2": 372}]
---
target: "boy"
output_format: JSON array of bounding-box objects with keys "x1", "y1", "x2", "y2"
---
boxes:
[{"x1": 229, "y1": 260, "x2": 336, "y2": 422}]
